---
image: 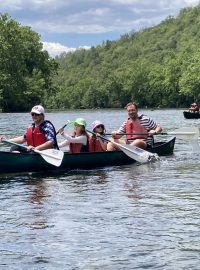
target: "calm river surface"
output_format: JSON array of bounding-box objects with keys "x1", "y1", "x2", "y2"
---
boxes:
[{"x1": 0, "y1": 109, "x2": 200, "y2": 270}]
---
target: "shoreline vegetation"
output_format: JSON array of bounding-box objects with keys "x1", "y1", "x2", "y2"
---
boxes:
[
  {"x1": 0, "y1": 108, "x2": 189, "y2": 114},
  {"x1": 1, "y1": 4, "x2": 200, "y2": 112}
]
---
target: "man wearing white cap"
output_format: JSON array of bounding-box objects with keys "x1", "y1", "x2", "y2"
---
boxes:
[{"x1": 6, "y1": 105, "x2": 58, "y2": 152}]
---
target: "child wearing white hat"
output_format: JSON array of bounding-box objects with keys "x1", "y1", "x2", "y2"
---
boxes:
[{"x1": 88, "y1": 120, "x2": 107, "y2": 152}]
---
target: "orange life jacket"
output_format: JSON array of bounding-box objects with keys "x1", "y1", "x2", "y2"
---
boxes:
[
  {"x1": 125, "y1": 118, "x2": 148, "y2": 140},
  {"x1": 89, "y1": 136, "x2": 104, "y2": 152},
  {"x1": 69, "y1": 143, "x2": 83, "y2": 154},
  {"x1": 69, "y1": 137, "x2": 89, "y2": 154},
  {"x1": 26, "y1": 126, "x2": 46, "y2": 147}
]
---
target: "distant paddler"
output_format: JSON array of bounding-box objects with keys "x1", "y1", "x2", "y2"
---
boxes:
[{"x1": 188, "y1": 101, "x2": 199, "y2": 113}]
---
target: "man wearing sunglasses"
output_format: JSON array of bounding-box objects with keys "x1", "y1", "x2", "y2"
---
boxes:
[{"x1": 6, "y1": 105, "x2": 58, "y2": 152}]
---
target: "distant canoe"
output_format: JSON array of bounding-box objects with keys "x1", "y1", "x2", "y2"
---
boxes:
[
  {"x1": 0, "y1": 138, "x2": 175, "y2": 174},
  {"x1": 183, "y1": 111, "x2": 200, "y2": 119}
]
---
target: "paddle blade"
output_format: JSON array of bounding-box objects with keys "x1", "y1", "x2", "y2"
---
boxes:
[
  {"x1": 190, "y1": 140, "x2": 200, "y2": 153},
  {"x1": 34, "y1": 149, "x2": 64, "y2": 167},
  {"x1": 168, "y1": 127, "x2": 199, "y2": 141},
  {"x1": 117, "y1": 143, "x2": 159, "y2": 164}
]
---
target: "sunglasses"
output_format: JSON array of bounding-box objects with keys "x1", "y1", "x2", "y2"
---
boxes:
[
  {"x1": 31, "y1": 113, "x2": 41, "y2": 116},
  {"x1": 96, "y1": 125, "x2": 104, "y2": 129}
]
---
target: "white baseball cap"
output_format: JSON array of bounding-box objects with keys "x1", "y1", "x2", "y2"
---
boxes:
[{"x1": 31, "y1": 105, "x2": 45, "y2": 115}]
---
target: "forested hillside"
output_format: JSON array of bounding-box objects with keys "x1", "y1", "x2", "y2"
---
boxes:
[
  {"x1": 1, "y1": 5, "x2": 200, "y2": 112},
  {"x1": 50, "y1": 4, "x2": 200, "y2": 109}
]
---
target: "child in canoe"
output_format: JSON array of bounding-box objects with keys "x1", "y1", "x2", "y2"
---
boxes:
[
  {"x1": 58, "y1": 118, "x2": 89, "y2": 153},
  {"x1": 88, "y1": 120, "x2": 108, "y2": 152}
]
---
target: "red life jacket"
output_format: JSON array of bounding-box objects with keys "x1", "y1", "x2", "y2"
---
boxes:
[
  {"x1": 69, "y1": 143, "x2": 83, "y2": 154},
  {"x1": 125, "y1": 118, "x2": 148, "y2": 140},
  {"x1": 26, "y1": 126, "x2": 47, "y2": 147},
  {"x1": 89, "y1": 136, "x2": 104, "y2": 152}
]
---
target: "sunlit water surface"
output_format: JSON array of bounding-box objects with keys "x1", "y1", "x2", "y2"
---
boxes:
[{"x1": 0, "y1": 109, "x2": 200, "y2": 270}]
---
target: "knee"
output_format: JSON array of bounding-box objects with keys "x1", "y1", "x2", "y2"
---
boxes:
[{"x1": 107, "y1": 142, "x2": 115, "y2": 151}]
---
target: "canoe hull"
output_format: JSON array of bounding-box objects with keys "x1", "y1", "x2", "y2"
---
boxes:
[
  {"x1": 0, "y1": 138, "x2": 175, "y2": 174},
  {"x1": 183, "y1": 111, "x2": 200, "y2": 119}
]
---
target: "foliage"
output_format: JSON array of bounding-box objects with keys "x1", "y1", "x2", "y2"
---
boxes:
[
  {"x1": 0, "y1": 13, "x2": 58, "y2": 112},
  {"x1": 2, "y1": 4, "x2": 200, "y2": 111},
  {"x1": 53, "y1": 4, "x2": 200, "y2": 109}
]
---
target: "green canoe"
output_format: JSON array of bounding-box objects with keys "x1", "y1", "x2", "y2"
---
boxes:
[
  {"x1": 0, "y1": 137, "x2": 175, "y2": 174},
  {"x1": 183, "y1": 111, "x2": 200, "y2": 119}
]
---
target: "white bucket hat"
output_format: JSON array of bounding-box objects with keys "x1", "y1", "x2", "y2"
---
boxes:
[{"x1": 91, "y1": 120, "x2": 104, "y2": 131}]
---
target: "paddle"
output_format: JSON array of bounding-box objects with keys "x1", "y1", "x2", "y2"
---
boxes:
[
  {"x1": 1, "y1": 139, "x2": 64, "y2": 167},
  {"x1": 105, "y1": 127, "x2": 199, "y2": 141},
  {"x1": 56, "y1": 120, "x2": 70, "y2": 135},
  {"x1": 158, "y1": 126, "x2": 199, "y2": 141},
  {"x1": 87, "y1": 130, "x2": 159, "y2": 164}
]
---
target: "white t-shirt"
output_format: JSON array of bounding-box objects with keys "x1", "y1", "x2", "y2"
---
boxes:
[{"x1": 58, "y1": 133, "x2": 87, "y2": 148}]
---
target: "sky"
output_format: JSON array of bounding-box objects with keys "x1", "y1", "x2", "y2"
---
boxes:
[{"x1": 0, "y1": 0, "x2": 199, "y2": 57}]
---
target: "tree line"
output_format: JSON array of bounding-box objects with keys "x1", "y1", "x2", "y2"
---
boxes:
[
  {"x1": 51, "y1": 4, "x2": 200, "y2": 109},
  {"x1": 1, "y1": 5, "x2": 200, "y2": 112}
]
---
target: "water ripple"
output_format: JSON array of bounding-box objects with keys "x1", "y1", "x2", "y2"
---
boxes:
[{"x1": 1, "y1": 110, "x2": 200, "y2": 269}]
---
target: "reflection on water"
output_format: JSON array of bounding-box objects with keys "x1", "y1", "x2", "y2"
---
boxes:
[
  {"x1": 27, "y1": 180, "x2": 50, "y2": 230},
  {"x1": 0, "y1": 109, "x2": 200, "y2": 269}
]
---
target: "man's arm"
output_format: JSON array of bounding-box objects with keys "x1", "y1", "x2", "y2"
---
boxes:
[
  {"x1": 35, "y1": 140, "x2": 54, "y2": 151},
  {"x1": 9, "y1": 136, "x2": 26, "y2": 144},
  {"x1": 112, "y1": 120, "x2": 127, "y2": 139}
]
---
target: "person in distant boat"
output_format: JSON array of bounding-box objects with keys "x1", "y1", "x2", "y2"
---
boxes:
[
  {"x1": 58, "y1": 118, "x2": 89, "y2": 153},
  {"x1": 89, "y1": 120, "x2": 108, "y2": 152},
  {"x1": 189, "y1": 102, "x2": 199, "y2": 113},
  {"x1": 1, "y1": 105, "x2": 58, "y2": 152},
  {"x1": 0, "y1": 136, "x2": 4, "y2": 144},
  {"x1": 107, "y1": 102, "x2": 162, "y2": 151}
]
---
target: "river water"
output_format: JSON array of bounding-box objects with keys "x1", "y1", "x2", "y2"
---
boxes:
[{"x1": 0, "y1": 109, "x2": 200, "y2": 270}]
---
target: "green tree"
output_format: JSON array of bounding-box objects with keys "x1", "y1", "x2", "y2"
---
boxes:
[
  {"x1": 53, "y1": 3, "x2": 200, "y2": 109},
  {"x1": 179, "y1": 49, "x2": 200, "y2": 101},
  {"x1": 0, "y1": 13, "x2": 58, "y2": 112}
]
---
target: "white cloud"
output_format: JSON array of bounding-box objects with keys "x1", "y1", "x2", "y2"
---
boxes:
[
  {"x1": 83, "y1": 8, "x2": 111, "y2": 16},
  {"x1": 18, "y1": 0, "x2": 199, "y2": 35},
  {"x1": 110, "y1": 0, "x2": 199, "y2": 7},
  {"x1": 0, "y1": 0, "x2": 68, "y2": 11},
  {"x1": 0, "y1": 0, "x2": 200, "y2": 50},
  {"x1": 1, "y1": 1, "x2": 199, "y2": 30},
  {"x1": 32, "y1": 20, "x2": 110, "y2": 34},
  {"x1": 42, "y1": 41, "x2": 90, "y2": 57},
  {"x1": 42, "y1": 42, "x2": 75, "y2": 57}
]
